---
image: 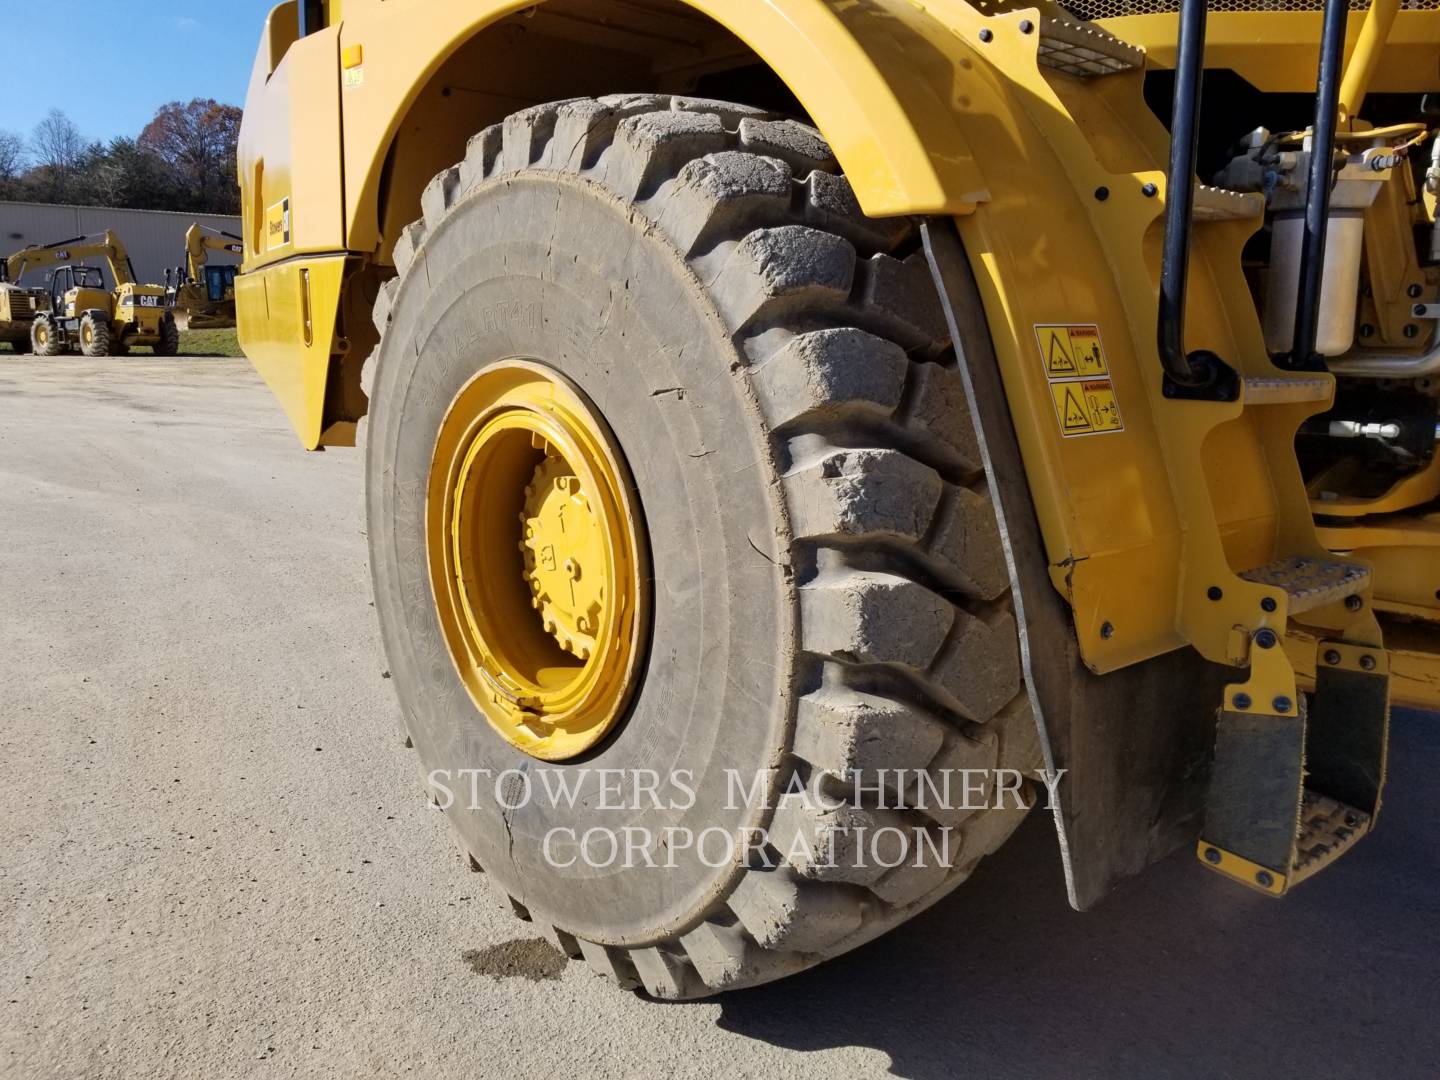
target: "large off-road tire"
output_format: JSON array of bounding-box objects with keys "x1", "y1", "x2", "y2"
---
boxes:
[
  {"x1": 364, "y1": 95, "x2": 1039, "y2": 999},
  {"x1": 153, "y1": 314, "x2": 180, "y2": 356},
  {"x1": 31, "y1": 314, "x2": 64, "y2": 357},
  {"x1": 79, "y1": 313, "x2": 110, "y2": 358}
]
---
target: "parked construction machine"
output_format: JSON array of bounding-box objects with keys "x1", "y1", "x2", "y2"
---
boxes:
[
  {"x1": 0, "y1": 259, "x2": 50, "y2": 352},
  {"x1": 237, "y1": 0, "x2": 1440, "y2": 998},
  {"x1": 8, "y1": 231, "x2": 178, "y2": 357},
  {"x1": 167, "y1": 224, "x2": 243, "y2": 329}
]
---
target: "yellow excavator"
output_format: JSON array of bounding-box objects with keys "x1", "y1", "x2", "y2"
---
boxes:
[
  {"x1": 9, "y1": 230, "x2": 178, "y2": 357},
  {"x1": 0, "y1": 258, "x2": 50, "y2": 352},
  {"x1": 167, "y1": 224, "x2": 243, "y2": 330}
]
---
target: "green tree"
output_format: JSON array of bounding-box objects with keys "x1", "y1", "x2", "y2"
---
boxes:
[
  {"x1": 139, "y1": 99, "x2": 243, "y2": 214},
  {"x1": 81, "y1": 138, "x2": 182, "y2": 211}
]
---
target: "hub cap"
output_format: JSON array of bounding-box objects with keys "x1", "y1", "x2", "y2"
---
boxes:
[{"x1": 427, "y1": 361, "x2": 648, "y2": 761}]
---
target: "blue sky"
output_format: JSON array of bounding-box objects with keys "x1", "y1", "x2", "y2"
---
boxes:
[{"x1": 3, "y1": 2, "x2": 278, "y2": 148}]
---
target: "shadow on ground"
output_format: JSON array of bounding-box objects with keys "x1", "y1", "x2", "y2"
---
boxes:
[{"x1": 716, "y1": 710, "x2": 1440, "y2": 1079}]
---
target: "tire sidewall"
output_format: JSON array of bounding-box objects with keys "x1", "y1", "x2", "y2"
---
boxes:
[{"x1": 366, "y1": 173, "x2": 795, "y2": 945}]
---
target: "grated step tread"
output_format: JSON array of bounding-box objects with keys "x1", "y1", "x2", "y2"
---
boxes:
[
  {"x1": 1037, "y1": 15, "x2": 1144, "y2": 77},
  {"x1": 1192, "y1": 184, "x2": 1264, "y2": 222},
  {"x1": 1290, "y1": 790, "x2": 1370, "y2": 886},
  {"x1": 1243, "y1": 375, "x2": 1332, "y2": 406},
  {"x1": 1239, "y1": 556, "x2": 1370, "y2": 615}
]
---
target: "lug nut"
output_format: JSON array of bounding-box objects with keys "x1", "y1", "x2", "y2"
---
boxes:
[
  {"x1": 1254, "y1": 629, "x2": 1278, "y2": 649},
  {"x1": 1255, "y1": 870, "x2": 1274, "y2": 888},
  {"x1": 1359, "y1": 654, "x2": 1377, "y2": 671},
  {"x1": 1019, "y1": 18, "x2": 1034, "y2": 33},
  {"x1": 1273, "y1": 696, "x2": 1292, "y2": 714},
  {"x1": 1204, "y1": 847, "x2": 1222, "y2": 864},
  {"x1": 1345, "y1": 595, "x2": 1363, "y2": 612},
  {"x1": 1261, "y1": 597, "x2": 1278, "y2": 613},
  {"x1": 1324, "y1": 649, "x2": 1342, "y2": 666},
  {"x1": 1233, "y1": 692, "x2": 1253, "y2": 710}
]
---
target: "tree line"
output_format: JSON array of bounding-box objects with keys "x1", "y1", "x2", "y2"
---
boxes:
[{"x1": 0, "y1": 100, "x2": 242, "y2": 216}]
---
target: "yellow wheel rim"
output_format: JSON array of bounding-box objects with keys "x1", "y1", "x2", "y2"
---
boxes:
[{"x1": 427, "y1": 360, "x2": 649, "y2": 761}]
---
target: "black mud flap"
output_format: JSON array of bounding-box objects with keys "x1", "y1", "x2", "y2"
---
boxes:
[{"x1": 922, "y1": 220, "x2": 1229, "y2": 910}]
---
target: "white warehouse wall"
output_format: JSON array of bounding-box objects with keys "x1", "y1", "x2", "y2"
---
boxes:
[{"x1": 0, "y1": 202, "x2": 242, "y2": 289}]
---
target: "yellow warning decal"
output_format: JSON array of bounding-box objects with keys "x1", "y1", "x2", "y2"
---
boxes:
[
  {"x1": 1050, "y1": 379, "x2": 1124, "y2": 437},
  {"x1": 1035, "y1": 324, "x2": 1110, "y2": 379}
]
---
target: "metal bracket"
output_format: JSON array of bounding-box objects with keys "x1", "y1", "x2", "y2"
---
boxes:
[{"x1": 1198, "y1": 638, "x2": 1388, "y2": 895}]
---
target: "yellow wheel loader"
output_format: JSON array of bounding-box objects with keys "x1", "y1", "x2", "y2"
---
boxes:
[
  {"x1": 237, "y1": 0, "x2": 1440, "y2": 997},
  {"x1": 0, "y1": 259, "x2": 51, "y2": 353},
  {"x1": 9, "y1": 231, "x2": 178, "y2": 357},
  {"x1": 167, "y1": 224, "x2": 243, "y2": 330}
]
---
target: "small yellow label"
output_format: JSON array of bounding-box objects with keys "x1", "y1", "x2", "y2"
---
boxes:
[
  {"x1": 266, "y1": 198, "x2": 291, "y2": 252},
  {"x1": 1050, "y1": 379, "x2": 1124, "y2": 437},
  {"x1": 1035, "y1": 324, "x2": 1109, "y2": 379}
]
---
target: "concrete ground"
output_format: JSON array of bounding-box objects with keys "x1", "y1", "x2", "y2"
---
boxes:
[{"x1": 1, "y1": 354, "x2": 1436, "y2": 1080}]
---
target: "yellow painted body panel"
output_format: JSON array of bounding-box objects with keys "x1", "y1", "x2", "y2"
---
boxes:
[
  {"x1": 238, "y1": 6, "x2": 345, "y2": 267},
  {"x1": 236, "y1": 254, "x2": 348, "y2": 450},
  {"x1": 1105, "y1": 10, "x2": 1440, "y2": 94},
  {"x1": 334, "y1": 0, "x2": 988, "y2": 255}
]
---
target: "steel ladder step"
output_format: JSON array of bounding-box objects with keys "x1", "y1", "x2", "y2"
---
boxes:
[
  {"x1": 1289, "y1": 790, "x2": 1371, "y2": 887},
  {"x1": 1242, "y1": 375, "x2": 1333, "y2": 405},
  {"x1": 1192, "y1": 184, "x2": 1264, "y2": 222},
  {"x1": 1239, "y1": 556, "x2": 1371, "y2": 615},
  {"x1": 1037, "y1": 15, "x2": 1144, "y2": 77}
]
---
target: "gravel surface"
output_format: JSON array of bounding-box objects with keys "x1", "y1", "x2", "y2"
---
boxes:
[{"x1": 2, "y1": 354, "x2": 1437, "y2": 1079}]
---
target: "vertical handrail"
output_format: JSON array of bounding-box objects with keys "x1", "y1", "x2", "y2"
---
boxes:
[
  {"x1": 1288, "y1": 0, "x2": 1349, "y2": 367},
  {"x1": 1157, "y1": 0, "x2": 1209, "y2": 388}
]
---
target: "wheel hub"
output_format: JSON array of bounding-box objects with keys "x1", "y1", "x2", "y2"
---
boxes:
[
  {"x1": 521, "y1": 455, "x2": 607, "y2": 662},
  {"x1": 427, "y1": 361, "x2": 648, "y2": 761}
]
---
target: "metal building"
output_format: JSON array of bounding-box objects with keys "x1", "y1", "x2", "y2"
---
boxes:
[{"x1": 0, "y1": 201, "x2": 241, "y2": 288}]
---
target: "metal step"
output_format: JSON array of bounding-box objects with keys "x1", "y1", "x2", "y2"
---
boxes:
[
  {"x1": 1289, "y1": 790, "x2": 1370, "y2": 887},
  {"x1": 1037, "y1": 15, "x2": 1145, "y2": 77},
  {"x1": 1242, "y1": 375, "x2": 1332, "y2": 406},
  {"x1": 1192, "y1": 184, "x2": 1263, "y2": 222},
  {"x1": 1239, "y1": 556, "x2": 1371, "y2": 615}
]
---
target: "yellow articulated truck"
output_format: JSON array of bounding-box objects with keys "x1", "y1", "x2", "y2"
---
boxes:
[{"x1": 237, "y1": 0, "x2": 1440, "y2": 998}]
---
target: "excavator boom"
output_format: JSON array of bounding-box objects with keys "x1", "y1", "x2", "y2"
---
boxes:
[
  {"x1": 172, "y1": 224, "x2": 243, "y2": 330},
  {"x1": 184, "y1": 224, "x2": 244, "y2": 282},
  {"x1": 6, "y1": 231, "x2": 137, "y2": 289}
]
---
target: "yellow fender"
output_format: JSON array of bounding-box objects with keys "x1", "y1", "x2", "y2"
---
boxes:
[{"x1": 337, "y1": 0, "x2": 992, "y2": 256}]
